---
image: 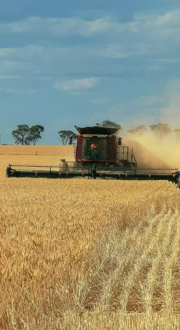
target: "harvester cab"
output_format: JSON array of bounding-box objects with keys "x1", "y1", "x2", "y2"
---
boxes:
[{"x1": 73, "y1": 125, "x2": 136, "y2": 171}]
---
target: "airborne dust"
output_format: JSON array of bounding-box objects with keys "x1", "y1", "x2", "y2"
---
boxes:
[{"x1": 121, "y1": 129, "x2": 179, "y2": 169}]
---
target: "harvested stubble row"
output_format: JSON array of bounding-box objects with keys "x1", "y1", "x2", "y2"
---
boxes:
[{"x1": 0, "y1": 155, "x2": 180, "y2": 329}]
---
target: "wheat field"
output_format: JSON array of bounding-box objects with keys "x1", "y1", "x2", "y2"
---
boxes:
[
  {"x1": 0, "y1": 151, "x2": 180, "y2": 329},
  {"x1": 0, "y1": 145, "x2": 75, "y2": 156}
]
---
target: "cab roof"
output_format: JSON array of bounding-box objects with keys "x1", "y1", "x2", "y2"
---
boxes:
[{"x1": 75, "y1": 126, "x2": 119, "y2": 135}]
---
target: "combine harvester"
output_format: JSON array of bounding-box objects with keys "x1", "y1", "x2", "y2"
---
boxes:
[{"x1": 6, "y1": 124, "x2": 179, "y2": 183}]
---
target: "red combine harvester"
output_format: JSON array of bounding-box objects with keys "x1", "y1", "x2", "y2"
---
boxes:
[
  {"x1": 72, "y1": 125, "x2": 137, "y2": 171},
  {"x1": 6, "y1": 124, "x2": 179, "y2": 183}
]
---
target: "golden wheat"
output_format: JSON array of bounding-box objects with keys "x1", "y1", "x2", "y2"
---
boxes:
[
  {"x1": 0, "y1": 145, "x2": 75, "y2": 157},
  {"x1": 0, "y1": 153, "x2": 180, "y2": 329}
]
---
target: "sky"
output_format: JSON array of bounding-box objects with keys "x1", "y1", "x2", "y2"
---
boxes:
[{"x1": 1, "y1": 0, "x2": 180, "y2": 145}]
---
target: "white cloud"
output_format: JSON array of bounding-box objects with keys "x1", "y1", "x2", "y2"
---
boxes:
[
  {"x1": 0, "y1": 11, "x2": 180, "y2": 60},
  {"x1": 1, "y1": 16, "x2": 113, "y2": 37},
  {"x1": 0, "y1": 10, "x2": 180, "y2": 88},
  {"x1": 1, "y1": 10, "x2": 178, "y2": 40},
  {"x1": 96, "y1": 44, "x2": 132, "y2": 58},
  {"x1": 0, "y1": 48, "x2": 16, "y2": 57},
  {"x1": 87, "y1": 18, "x2": 110, "y2": 33},
  {"x1": 150, "y1": 11, "x2": 180, "y2": 28},
  {"x1": 134, "y1": 10, "x2": 180, "y2": 28},
  {"x1": 55, "y1": 77, "x2": 100, "y2": 93}
]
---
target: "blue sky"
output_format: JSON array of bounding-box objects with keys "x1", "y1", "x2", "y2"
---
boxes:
[{"x1": 1, "y1": 0, "x2": 180, "y2": 144}]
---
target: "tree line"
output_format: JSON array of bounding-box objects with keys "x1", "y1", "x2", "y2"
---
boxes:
[
  {"x1": 9, "y1": 121, "x2": 180, "y2": 145},
  {"x1": 10, "y1": 121, "x2": 121, "y2": 145},
  {"x1": 127, "y1": 123, "x2": 180, "y2": 143}
]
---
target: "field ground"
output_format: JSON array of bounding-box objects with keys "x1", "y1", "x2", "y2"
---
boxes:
[{"x1": 0, "y1": 153, "x2": 180, "y2": 329}]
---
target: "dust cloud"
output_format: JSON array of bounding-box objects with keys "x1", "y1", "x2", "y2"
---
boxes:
[{"x1": 120, "y1": 129, "x2": 179, "y2": 170}]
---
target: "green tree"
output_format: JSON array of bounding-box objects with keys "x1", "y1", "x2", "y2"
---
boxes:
[
  {"x1": 127, "y1": 125, "x2": 147, "y2": 136},
  {"x1": 58, "y1": 130, "x2": 76, "y2": 145},
  {"x1": 28, "y1": 125, "x2": 44, "y2": 145},
  {"x1": 149, "y1": 123, "x2": 172, "y2": 142},
  {"x1": 11, "y1": 125, "x2": 30, "y2": 145},
  {"x1": 173, "y1": 128, "x2": 180, "y2": 144},
  {"x1": 12, "y1": 125, "x2": 44, "y2": 145}
]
